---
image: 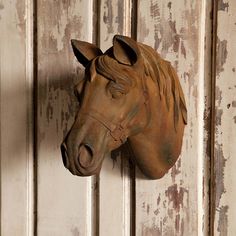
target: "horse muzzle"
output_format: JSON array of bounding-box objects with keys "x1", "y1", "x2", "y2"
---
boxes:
[{"x1": 61, "y1": 142, "x2": 102, "y2": 176}]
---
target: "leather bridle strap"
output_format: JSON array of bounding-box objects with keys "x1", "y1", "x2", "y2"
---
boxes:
[{"x1": 80, "y1": 109, "x2": 128, "y2": 144}]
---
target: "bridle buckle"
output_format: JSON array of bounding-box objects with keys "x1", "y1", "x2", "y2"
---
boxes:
[{"x1": 110, "y1": 124, "x2": 127, "y2": 144}]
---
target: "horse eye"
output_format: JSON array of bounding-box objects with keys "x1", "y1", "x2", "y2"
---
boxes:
[
  {"x1": 111, "y1": 89, "x2": 123, "y2": 99},
  {"x1": 107, "y1": 81, "x2": 125, "y2": 99}
]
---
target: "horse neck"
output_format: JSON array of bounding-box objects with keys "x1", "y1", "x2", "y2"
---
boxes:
[
  {"x1": 127, "y1": 76, "x2": 184, "y2": 178},
  {"x1": 130, "y1": 75, "x2": 164, "y2": 144}
]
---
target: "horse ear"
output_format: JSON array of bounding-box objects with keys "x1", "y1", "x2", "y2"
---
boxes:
[
  {"x1": 113, "y1": 35, "x2": 140, "y2": 65},
  {"x1": 71, "y1": 39, "x2": 103, "y2": 67}
]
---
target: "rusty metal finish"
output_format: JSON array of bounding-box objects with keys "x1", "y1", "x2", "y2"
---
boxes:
[{"x1": 61, "y1": 35, "x2": 187, "y2": 179}]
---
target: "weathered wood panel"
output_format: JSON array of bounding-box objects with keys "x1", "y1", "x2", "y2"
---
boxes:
[
  {"x1": 213, "y1": 1, "x2": 236, "y2": 235},
  {"x1": 36, "y1": 1, "x2": 96, "y2": 235},
  {"x1": 98, "y1": 1, "x2": 133, "y2": 235},
  {"x1": 0, "y1": 0, "x2": 34, "y2": 235},
  {"x1": 135, "y1": 1, "x2": 211, "y2": 235}
]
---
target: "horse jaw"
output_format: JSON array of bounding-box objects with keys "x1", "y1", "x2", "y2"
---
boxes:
[{"x1": 128, "y1": 128, "x2": 184, "y2": 179}]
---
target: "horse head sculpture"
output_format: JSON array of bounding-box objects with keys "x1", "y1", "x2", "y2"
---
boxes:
[{"x1": 61, "y1": 35, "x2": 187, "y2": 179}]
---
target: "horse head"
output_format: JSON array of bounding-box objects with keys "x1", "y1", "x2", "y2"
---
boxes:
[{"x1": 61, "y1": 35, "x2": 187, "y2": 179}]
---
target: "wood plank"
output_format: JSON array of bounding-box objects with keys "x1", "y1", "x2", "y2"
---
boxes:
[
  {"x1": 213, "y1": 1, "x2": 236, "y2": 235},
  {"x1": 0, "y1": 0, "x2": 34, "y2": 235},
  {"x1": 36, "y1": 1, "x2": 96, "y2": 235},
  {"x1": 98, "y1": 1, "x2": 133, "y2": 235},
  {"x1": 135, "y1": 1, "x2": 211, "y2": 235}
]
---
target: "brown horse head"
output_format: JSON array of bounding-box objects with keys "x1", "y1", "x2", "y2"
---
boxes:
[{"x1": 61, "y1": 35, "x2": 187, "y2": 179}]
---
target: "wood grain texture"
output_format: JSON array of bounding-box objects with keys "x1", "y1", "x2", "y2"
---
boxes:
[
  {"x1": 0, "y1": 0, "x2": 34, "y2": 235},
  {"x1": 135, "y1": 1, "x2": 211, "y2": 235},
  {"x1": 36, "y1": 1, "x2": 96, "y2": 235},
  {"x1": 213, "y1": 1, "x2": 236, "y2": 235},
  {"x1": 98, "y1": 1, "x2": 133, "y2": 236}
]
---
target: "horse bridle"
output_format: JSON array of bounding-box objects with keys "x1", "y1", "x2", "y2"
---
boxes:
[
  {"x1": 77, "y1": 72, "x2": 150, "y2": 145},
  {"x1": 79, "y1": 109, "x2": 129, "y2": 144}
]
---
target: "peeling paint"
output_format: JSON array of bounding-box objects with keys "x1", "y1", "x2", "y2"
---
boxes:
[
  {"x1": 217, "y1": 206, "x2": 229, "y2": 236},
  {"x1": 165, "y1": 184, "x2": 188, "y2": 212},
  {"x1": 215, "y1": 86, "x2": 223, "y2": 106},
  {"x1": 16, "y1": 0, "x2": 25, "y2": 34},
  {"x1": 103, "y1": 0, "x2": 114, "y2": 35},
  {"x1": 216, "y1": 109, "x2": 223, "y2": 126},
  {"x1": 167, "y1": 2, "x2": 172, "y2": 10},
  {"x1": 147, "y1": 204, "x2": 150, "y2": 214},
  {"x1": 232, "y1": 101, "x2": 236, "y2": 107},
  {"x1": 150, "y1": 1, "x2": 161, "y2": 50},
  {"x1": 71, "y1": 227, "x2": 80, "y2": 236},
  {"x1": 233, "y1": 116, "x2": 236, "y2": 123},
  {"x1": 213, "y1": 1, "x2": 236, "y2": 234},
  {"x1": 117, "y1": 0, "x2": 124, "y2": 34},
  {"x1": 38, "y1": 0, "x2": 85, "y2": 140},
  {"x1": 148, "y1": 0, "x2": 199, "y2": 81},
  {"x1": 180, "y1": 41, "x2": 186, "y2": 59},
  {"x1": 142, "y1": 224, "x2": 162, "y2": 236},
  {"x1": 157, "y1": 194, "x2": 161, "y2": 205},
  {"x1": 203, "y1": 97, "x2": 211, "y2": 159},
  {"x1": 170, "y1": 159, "x2": 181, "y2": 183},
  {"x1": 36, "y1": 1, "x2": 96, "y2": 233},
  {"x1": 218, "y1": 0, "x2": 229, "y2": 12},
  {"x1": 137, "y1": 15, "x2": 150, "y2": 43},
  {"x1": 216, "y1": 38, "x2": 228, "y2": 75},
  {"x1": 215, "y1": 143, "x2": 226, "y2": 208}
]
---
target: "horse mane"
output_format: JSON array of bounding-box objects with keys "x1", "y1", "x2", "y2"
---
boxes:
[
  {"x1": 92, "y1": 43, "x2": 187, "y2": 127},
  {"x1": 93, "y1": 55, "x2": 134, "y2": 95},
  {"x1": 138, "y1": 43, "x2": 187, "y2": 126}
]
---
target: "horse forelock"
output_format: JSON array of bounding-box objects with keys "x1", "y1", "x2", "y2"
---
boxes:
[
  {"x1": 90, "y1": 55, "x2": 134, "y2": 94},
  {"x1": 139, "y1": 43, "x2": 187, "y2": 126}
]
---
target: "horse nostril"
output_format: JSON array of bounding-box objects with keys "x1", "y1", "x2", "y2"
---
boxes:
[
  {"x1": 78, "y1": 144, "x2": 94, "y2": 168},
  {"x1": 61, "y1": 143, "x2": 70, "y2": 168}
]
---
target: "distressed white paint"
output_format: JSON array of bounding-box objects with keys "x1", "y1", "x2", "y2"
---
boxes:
[
  {"x1": 202, "y1": 1, "x2": 213, "y2": 235},
  {"x1": 36, "y1": 1, "x2": 95, "y2": 235},
  {"x1": 214, "y1": 1, "x2": 236, "y2": 235},
  {"x1": 0, "y1": 0, "x2": 34, "y2": 235},
  {"x1": 98, "y1": 1, "x2": 132, "y2": 236}
]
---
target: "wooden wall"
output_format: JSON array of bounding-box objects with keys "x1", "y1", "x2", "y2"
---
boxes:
[
  {"x1": 0, "y1": 0, "x2": 235, "y2": 235},
  {"x1": 135, "y1": 1, "x2": 211, "y2": 235},
  {"x1": 212, "y1": 1, "x2": 236, "y2": 235},
  {"x1": 0, "y1": 0, "x2": 34, "y2": 235}
]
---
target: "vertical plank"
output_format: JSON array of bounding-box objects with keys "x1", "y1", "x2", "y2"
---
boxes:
[
  {"x1": 98, "y1": 1, "x2": 132, "y2": 235},
  {"x1": 135, "y1": 1, "x2": 211, "y2": 235},
  {"x1": 213, "y1": 1, "x2": 236, "y2": 235},
  {"x1": 36, "y1": 1, "x2": 96, "y2": 235},
  {"x1": 0, "y1": 0, "x2": 34, "y2": 235}
]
